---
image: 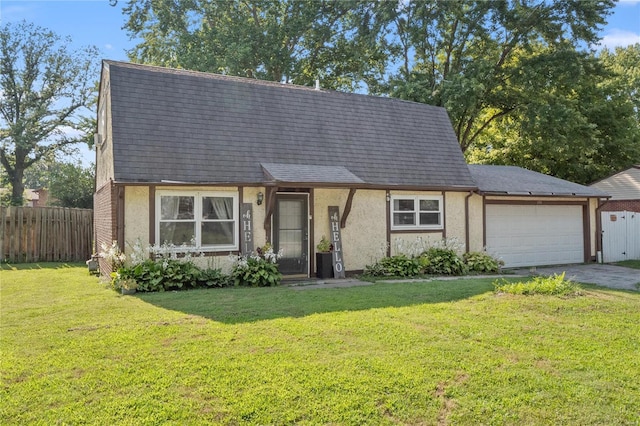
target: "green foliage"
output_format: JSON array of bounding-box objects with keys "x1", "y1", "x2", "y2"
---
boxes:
[
  {"x1": 199, "y1": 267, "x2": 232, "y2": 288},
  {"x1": 115, "y1": 259, "x2": 232, "y2": 293},
  {"x1": 121, "y1": 0, "x2": 376, "y2": 91},
  {"x1": 421, "y1": 247, "x2": 467, "y2": 276},
  {"x1": 231, "y1": 256, "x2": 282, "y2": 287},
  {"x1": 464, "y1": 251, "x2": 503, "y2": 274},
  {"x1": 0, "y1": 21, "x2": 99, "y2": 205},
  {"x1": 494, "y1": 273, "x2": 583, "y2": 296},
  {"x1": 316, "y1": 235, "x2": 332, "y2": 252},
  {"x1": 48, "y1": 161, "x2": 95, "y2": 208},
  {"x1": 363, "y1": 254, "x2": 421, "y2": 278},
  {"x1": 467, "y1": 44, "x2": 640, "y2": 184},
  {"x1": 4, "y1": 265, "x2": 640, "y2": 424}
]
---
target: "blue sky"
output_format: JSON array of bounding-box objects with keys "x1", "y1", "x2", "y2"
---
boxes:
[{"x1": 1, "y1": 0, "x2": 639, "y2": 165}]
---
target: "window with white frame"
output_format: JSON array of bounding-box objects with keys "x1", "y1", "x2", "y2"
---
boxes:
[
  {"x1": 156, "y1": 190, "x2": 238, "y2": 250},
  {"x1": 390, "y1": 195, "x2": 443, "y2": 230}
]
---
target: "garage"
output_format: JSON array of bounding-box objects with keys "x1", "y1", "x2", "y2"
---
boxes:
[{"x1": 485, "y1": 203, "x2": 585, "y2": 268}]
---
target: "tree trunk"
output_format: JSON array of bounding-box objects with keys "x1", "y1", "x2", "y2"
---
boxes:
[{"x1": 10, "y1": 167, "x2": 25, "y2": 206}]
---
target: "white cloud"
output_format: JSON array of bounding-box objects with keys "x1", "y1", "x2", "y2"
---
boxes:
[
  {"x1": 0, "y1": 5, "x2": 35, "y2": 22},
  {"x1": 105, "y1": 43, "x2": 113, "y2": 50},
  {"x1": 598, "y1": 29, "x2": 640, "y2": 49}
]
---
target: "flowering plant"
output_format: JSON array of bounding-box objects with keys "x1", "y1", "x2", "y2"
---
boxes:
[
  {"x1": 230, "y1": 243, "x2": 283, "y2": 287},
  {"x1": 99, "y1": 241, "x2": 126, "y2": 269}
]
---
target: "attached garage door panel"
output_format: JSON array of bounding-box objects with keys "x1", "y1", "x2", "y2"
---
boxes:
[{"x1": 486, "y1": 204, "x2": 584, "y2": 268}]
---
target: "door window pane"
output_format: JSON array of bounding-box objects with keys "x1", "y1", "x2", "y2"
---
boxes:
[
  {"x1": 279, "y1": 230, "x2": 302, "y2": 257},
  {"x1": 279, "y1": 200, "x2": 302, "y2": 229}
]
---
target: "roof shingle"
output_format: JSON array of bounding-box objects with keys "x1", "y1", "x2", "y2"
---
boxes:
[
  {"x1": 469, "y1": 165, "x2": 608, "y2": 197},
  {"x1": 106, "y1": 61, "x2": 475, "y2": 189}
]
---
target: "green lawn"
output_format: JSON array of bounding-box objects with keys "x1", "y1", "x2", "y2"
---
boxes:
[
  {"x1": 613, "y1": 259, "x2": 640, "y2": 270},
  {"x1": 2, "y1": 264, "x2": 639, "y2": 425}
]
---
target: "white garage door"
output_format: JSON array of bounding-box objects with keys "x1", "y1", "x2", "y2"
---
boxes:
[{"x1": 486, "y1": 204, "x2": 584, "y2": 268}]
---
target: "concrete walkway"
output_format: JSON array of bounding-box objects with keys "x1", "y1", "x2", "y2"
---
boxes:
[
  {"x1": 513, "y1": 264, "x2": 639, "y2": 291},
  {"x1": 286, "y1": 264, "x2": 639, "y2": 291}
]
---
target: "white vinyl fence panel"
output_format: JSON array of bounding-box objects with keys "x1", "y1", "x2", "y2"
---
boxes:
[{"x1": 601, "y1": 211, "x2": 640, "y2": 262}]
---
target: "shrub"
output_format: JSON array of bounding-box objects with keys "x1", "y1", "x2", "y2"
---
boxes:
[
  {"x1": 199, "y1": 267, "x2": 232, "y2": 288},
  {"x1": 363, "y1": 255, "x2": 421, "y2": 277},
  {"x1": 115, "y1": 258, "x2": 230, "y2": 292},
  {"x1": 494, "y1": 273, "x2": 583, "y2": 296},
  {"x1": 464, "y1": 251, "x2": 503, "y2": 273},
  {"x1": 105, "y1": 239, "x2": 232, "y2": 293},
  {"x1": 420, "y1": 247, "x2": 467, "y2": 275},
  {"x1": 230, "y1": 244, "x2": 283, "y2": 287}
]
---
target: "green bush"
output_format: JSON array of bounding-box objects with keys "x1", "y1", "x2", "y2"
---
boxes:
[
  {"x1": 420, "y1": 247, "x2": 467, "y2": 275},
  {"x1": 231, "y1": 256, "x2": 282, "y2": 287},
  {"x1": 494, "y1": 273, "x2": 583, "y2": 296},
  {"x1": 115, "y1": 258, "x2": 231, "y2": 292},
  {"x1": 464, "y1": 251, "x2": 503, "y2": 273},
  {"x1": 363, "y1": 255, "x2": 421, "y2": 277},
  {"x1": 199, "y1": 267, "x2": 233, "y2": 288}
]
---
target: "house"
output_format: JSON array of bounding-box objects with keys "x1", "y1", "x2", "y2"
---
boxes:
[
  {"x1": 25, "y1": 188, "x2": 49, "y2": 207},
  {"x1": 590, "y1": 165, "x2": 640, "y2": 213},
  {"x1": 590, "y1": 165, "x2": 640, "y2": 262},
  {"x1": 94, "y1": 61, "x2": 607, "y2": 274}
]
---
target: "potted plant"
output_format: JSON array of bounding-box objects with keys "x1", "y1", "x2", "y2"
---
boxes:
[
  {"x1": 316, "y1": 236, "x2": 334, "y2": 279},
  {"x1": 86, "y1": 254, "x2": 99, "y2": 274},
  {"x1": 120, "y1": 278, "x2": 138, "y2": 295}
]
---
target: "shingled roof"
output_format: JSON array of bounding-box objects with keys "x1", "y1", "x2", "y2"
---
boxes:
[
  {"x1": 469, "y1": 165, "x2": 608, "y2": 197},
  {"x1": 105, "y1": 60, "x2": 475, "y2": 189}
]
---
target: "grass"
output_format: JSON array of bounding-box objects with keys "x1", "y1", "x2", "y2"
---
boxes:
[
  {"x1": 2, "y1": 264, "x2": 640, "y2": 425},
  {"x1": 613, "y1": 259, "x2": 640, "y2": 270}
]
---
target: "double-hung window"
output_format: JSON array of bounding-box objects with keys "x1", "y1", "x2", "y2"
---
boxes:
[
  {"x1": 390, "y1": 195, "x2": 443, "y2": 230},
  {"x1": 156, "y1": 190, "x2": 238, "y2": 250}
]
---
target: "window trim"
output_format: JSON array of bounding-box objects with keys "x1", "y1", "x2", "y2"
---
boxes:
[
  {"x1": 155, "y1": 190, "x2": 239, "y2": 251},
  {"x1": 390, "y1": 195, "x2": 443, "y2": 231}
]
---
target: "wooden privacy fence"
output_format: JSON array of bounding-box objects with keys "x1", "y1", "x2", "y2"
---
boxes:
[{"x1": 1, "y1": 206, "x2": 93, "y2": 263}]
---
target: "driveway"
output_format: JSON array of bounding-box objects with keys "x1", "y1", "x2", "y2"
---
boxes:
[{"x1": 514, "y1": 264, "x2": 639, "y2": 291}]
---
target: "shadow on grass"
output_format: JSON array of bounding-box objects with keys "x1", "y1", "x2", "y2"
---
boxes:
[
  {"x1": 136, "y1": 278, "x2": 499, "y2": 324},
  {"x1": 1, "y1": 262, "x2": 86, "y2": 271}
]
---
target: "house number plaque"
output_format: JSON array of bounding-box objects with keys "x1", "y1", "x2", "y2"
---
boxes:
[
  {"x1": 241, "y1": 203, "x2": 254, "y2": 254},
  {"x1": 328, "y1": 206, "x2": 346, "y2": 278}
]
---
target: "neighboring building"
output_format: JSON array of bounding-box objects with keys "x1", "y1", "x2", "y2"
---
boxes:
[
  {"x1": 94, "y1": 61, "x2": 607, "y2": 274},
  {"x1": 27, "y1": 188, "x2": 49, "y2": 207},
  {"x1": 590, "y1": 165, "x2": 640, "y2": 262},
  {"x1": 590, "y1": 165, "x2": 640, "y2": 212}
]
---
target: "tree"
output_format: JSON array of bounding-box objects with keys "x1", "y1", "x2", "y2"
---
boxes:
[
  {"x1": 0, "y1": 21, "x2": 99, "y2": 205},
  {"x1": 467, "y1": 44, "x2": 640, "y2": 184},
  {"x1": 118, "y1": 1, "x2": 632, "y2": 182},
  {"x1": 121, "y1": 0, "x2": 382, "y2": 90},
  {"x1": 48, "y1": 161, "x2": 95, "y2": 209},
  {"x1": 364, "y1": 0, "x2": 615, "y2": 153}
]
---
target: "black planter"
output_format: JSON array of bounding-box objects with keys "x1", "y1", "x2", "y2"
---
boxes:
[{"x1": 316, "y1": 252, "x2": 334, "y2": 279}]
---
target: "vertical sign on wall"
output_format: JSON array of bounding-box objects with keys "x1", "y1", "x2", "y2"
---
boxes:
[
  {"x1": 241, "y1": 203, "x2": 254, "y2": 254},
  {"x1": 328, "y1": 206, "x2": 346, "y2": 278}
]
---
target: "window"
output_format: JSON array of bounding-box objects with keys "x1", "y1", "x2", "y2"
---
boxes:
[
  {"x1": 391, "y1": 195, "x2": 443, "y2": 230},
  {"x1": 156, "y1": 191, "x2": 238, "y2": 250}
]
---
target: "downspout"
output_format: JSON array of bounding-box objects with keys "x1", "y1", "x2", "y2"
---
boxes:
[
  {"x1": 465, "y1": 190, "x2": 474, "y2": 253},
  {"x1": 594, "y1": 197, "x2": 607, "y2": 263}
]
